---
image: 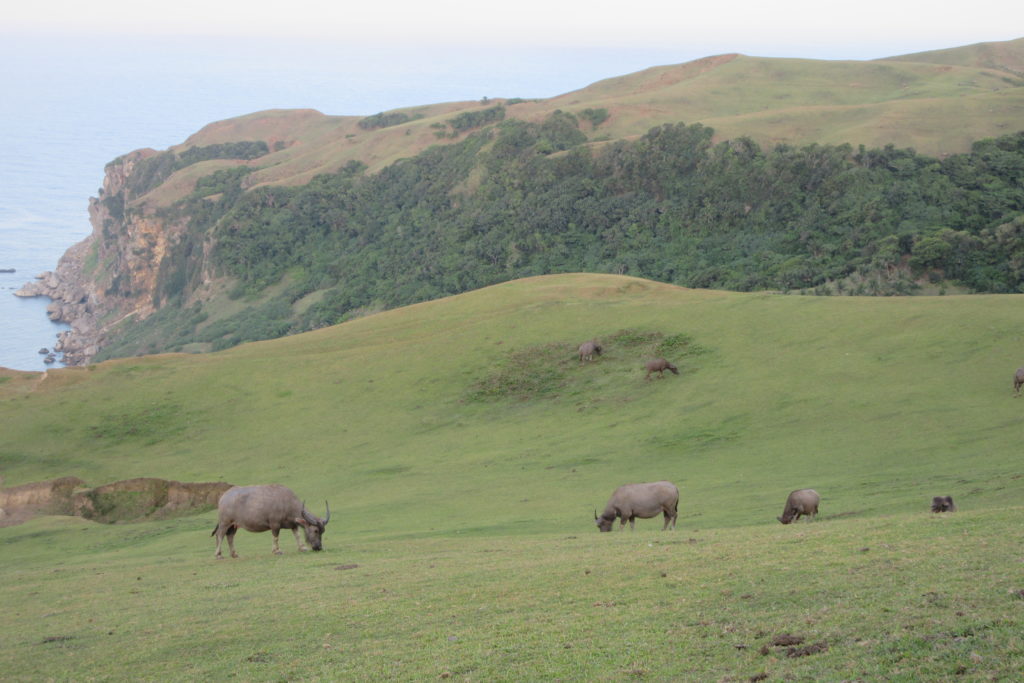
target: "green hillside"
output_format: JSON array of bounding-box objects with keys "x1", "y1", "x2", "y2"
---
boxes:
[
  {"x1": 3, "y1": 274, "x2": 1024, "y2": 679},
  {"x1": 5, "y1": 273, "x2": 1024, "y2": 522}
]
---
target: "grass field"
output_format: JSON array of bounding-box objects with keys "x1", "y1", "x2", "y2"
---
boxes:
[{"x1": 3, "y1": 273, "x2": 1024, "y2": 680}]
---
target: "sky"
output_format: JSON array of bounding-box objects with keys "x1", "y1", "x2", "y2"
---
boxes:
[{"x1": 5, "y1": 0, "x2": 1022, "y2": 61}]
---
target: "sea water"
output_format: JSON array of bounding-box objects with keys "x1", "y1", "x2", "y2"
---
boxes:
[{"x1": 0, "y1": 34, "x2": 691, "y2": 370}]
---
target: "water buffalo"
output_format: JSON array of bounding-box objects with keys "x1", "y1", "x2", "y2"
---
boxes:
[
  {"x1": 1015, "y1": 367, "x2": 1024, "y2": 396},
  {"x1": 931, "y1": 495, "x2": 956, "y2": 513},
  {"x1": 595, "y1": 481, "x2": 679, "y2": 531},
  {"x1": 777, "y1": 488, "x2": 820, "y2": 524},
  {"x1": 578, "y1": 340, "x2": 603, "y2": 362},
  {"x1": 645, "y1": 358, "x2": 679, "y2": 380},
  {"x1": 212, "y1": 484, "x2": 330, "y2": 559}
]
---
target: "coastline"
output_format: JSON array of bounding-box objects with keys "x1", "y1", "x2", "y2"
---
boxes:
[{"x1": 15, "y1": 237, "x2": 100, "y2": 367}]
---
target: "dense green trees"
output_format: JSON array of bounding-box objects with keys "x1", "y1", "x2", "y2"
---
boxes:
[{"x1": 110, "y1": 114, "x2": 1024, "y2": 355}]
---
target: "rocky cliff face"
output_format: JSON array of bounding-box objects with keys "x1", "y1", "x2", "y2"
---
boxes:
[{"x1": 16, "y1": 149, "x2": 196, "y2": 365}]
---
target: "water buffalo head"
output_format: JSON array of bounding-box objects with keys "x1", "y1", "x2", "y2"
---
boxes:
[
  {"x1": 594, "y1": 509, "x2": 615, "y2": 532},
  {"x1": 299, "y1": 501, "x2": 331, "y2": 551}
]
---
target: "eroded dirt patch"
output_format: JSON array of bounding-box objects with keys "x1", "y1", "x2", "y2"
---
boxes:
[
  {"x1": 0, "y1": 477, "x2": 232, "y2": 526},
  {"x1": 759, "y1": 633, "x2": 828, "y2": 657}
]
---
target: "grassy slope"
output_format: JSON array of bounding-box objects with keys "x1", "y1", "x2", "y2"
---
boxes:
[
  {"x1": 136, "y1": 39, "x2": 1024, "y2": 209},
  {"x1": 549, "y1": 51, "x2": 1024, "y2": 154},
  {"x1": 4, "y1": 273, "x2": 1024, "y2": 525},
  {"x1": 883, "y1": 37, "x2": 1024, "y2": 72},
  {"x1": 2, "y1": 274, "x2": 1024, "y2": 678}
]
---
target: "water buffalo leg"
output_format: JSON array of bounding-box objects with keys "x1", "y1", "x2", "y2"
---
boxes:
[
  {"x1": 291, "y1": 527, "x2": 308, "y2": 552},
  {"x1": 271, "y1": 527, "x2": 283, "y2": 555},
  {"x1": 226, "y1": 526, "x2": 239, "y2": 559}
]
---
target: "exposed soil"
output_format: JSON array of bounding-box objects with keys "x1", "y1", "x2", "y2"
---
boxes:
[
  {"x1": 769, "y1": 634, "x2": 805, "y2": 647},
  {"x1": 0, "y1": 476, "x2": 232, "y2": 526},
  {"x1": 0, "y1": 477, "x2": 85, "y2": 526},
  {"x1": 785, "y1": 642, "x2": 829, "y2": 657},
  {"x1": 758, "y1": 633, "x2": 828, "y2": 658}
]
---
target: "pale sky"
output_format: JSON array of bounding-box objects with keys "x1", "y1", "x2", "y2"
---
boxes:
[{"x1": 5, "y1": 0, "x2": 1022, "y2": 60}]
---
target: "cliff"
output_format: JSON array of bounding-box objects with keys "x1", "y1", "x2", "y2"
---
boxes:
[{"x1": 16, "y1": 149, "x2": 201, "y2": 365}]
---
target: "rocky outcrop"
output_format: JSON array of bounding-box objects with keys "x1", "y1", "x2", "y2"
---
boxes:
[
  {"x1": 16, "y1": 149, "x2": 199, "y2": 365},
  {"x1": 16, "y1": 238, "x2": 103, "y2": 365}
]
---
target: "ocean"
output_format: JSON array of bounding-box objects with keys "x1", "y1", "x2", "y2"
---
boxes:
[{"x1": 0, "y1": 34, "x2": 698, "y2": 371}]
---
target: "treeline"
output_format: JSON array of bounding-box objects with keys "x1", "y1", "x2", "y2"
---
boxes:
[
  {"x1": 107, "y1": 113, "x2": 1024, "y2": 356},
  {"x1": 358, "y1": 111, "x2": 423, "y2": 130}
]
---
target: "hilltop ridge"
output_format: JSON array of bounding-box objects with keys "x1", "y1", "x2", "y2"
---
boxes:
[{"x1": 882, "y1": 36, "x2": 1024, "y2": 72}]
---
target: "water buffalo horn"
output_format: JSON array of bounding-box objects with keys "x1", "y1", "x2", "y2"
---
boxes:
[
  {"x1": 593, "y1": 508, "x2": 598, "y2": 520},
  {"x1": 323, "y1": 500, "x2": 331, "y2": 525},
  {"x1": 300, "y1": 503, "x2": 316, "y2": 525}
]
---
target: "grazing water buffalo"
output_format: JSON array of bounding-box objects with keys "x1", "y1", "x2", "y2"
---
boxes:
[
  {"x1": 595, "y1": 481, "x2": 679, "y2": 531},
  {"x1": 931, "y1": 495, "x2": 956, "y2": 513},
  {"x1": 645, "y1": 358, "x2": 679, "y2": 380},
  {"x1": 1014, "y1": 367, "x2": 1024, "y2": 396},
  {"x1": 777, "y1": 488, "x2": 820, "y2": 524},
  {"x1": 212, "y1": 484, "x2": 330, "y2": 559},
  {"x1": 578, "y1": 340, "x2": 603, "y2": 362}
]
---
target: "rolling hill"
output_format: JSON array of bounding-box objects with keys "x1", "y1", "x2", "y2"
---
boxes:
[{"x1": 167, "y1": 38, "x2": 1024, "y2": 196}]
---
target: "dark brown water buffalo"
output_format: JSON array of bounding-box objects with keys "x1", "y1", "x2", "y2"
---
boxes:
[
  {"x1": 931, "y1": 495, "x2": 956, "y2": 513},
  {"x1": 212, "y1": 484, "x2": 330, "y2": 559},
  {"x1": 644, "y1": 358, "x2": 679, "y2": 380},
  {"x1": 1014, "y1": 367, "x2": 1024, "y2": 396},
  {"x1": 595, "y1": 481, "x2": 679, "y2": 531},
  {"x1": 578, "y1": 340, "x2": 603, "y2": 362},
  {"x1": 777, "y1": 488, "x2": 820, "y2": 524}
]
